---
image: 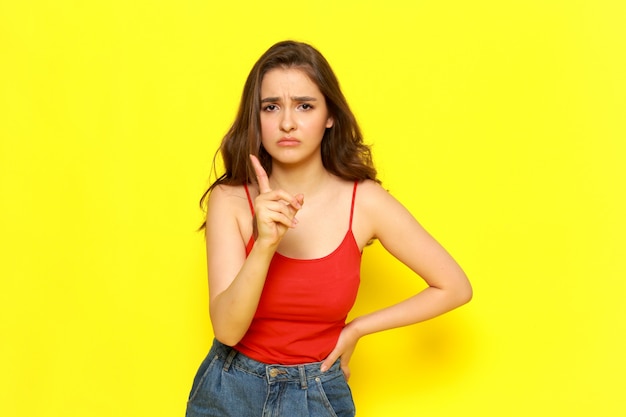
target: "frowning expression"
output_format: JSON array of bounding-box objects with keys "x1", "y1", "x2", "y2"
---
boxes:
[{"x1": 260, "y1": 68, "x2": 334, "y2": 165}]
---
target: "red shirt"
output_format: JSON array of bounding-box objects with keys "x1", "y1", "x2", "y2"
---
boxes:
[{"x1": 234, "y1": 182, "x2": 361, "y2": 364}]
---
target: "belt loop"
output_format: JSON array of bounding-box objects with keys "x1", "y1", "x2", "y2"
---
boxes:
[
  {"x1": 298, "y1": 365, "x2": 308, "y2": 390},
  {"x1": 222, "y1": 348, "x2": 237, "y2": 372}
]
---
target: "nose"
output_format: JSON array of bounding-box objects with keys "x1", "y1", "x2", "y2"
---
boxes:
[{"x1": 280, "y1": 109, "x2": 296, "y2": 133}]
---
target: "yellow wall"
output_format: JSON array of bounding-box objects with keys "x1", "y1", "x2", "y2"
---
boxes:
[{"x1": 1, "y1": 1, "x2": 624, "y2": 416}]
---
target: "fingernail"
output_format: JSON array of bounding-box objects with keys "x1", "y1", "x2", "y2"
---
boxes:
[{"x1": 320, "y1": 365, "x2": 328, "y2": 372}]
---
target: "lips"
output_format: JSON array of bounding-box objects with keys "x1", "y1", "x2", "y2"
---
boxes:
[{"x1": 277, "y1": 137, "x2": 300, "y2": 147}]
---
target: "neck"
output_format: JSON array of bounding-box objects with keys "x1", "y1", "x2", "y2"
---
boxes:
[{"x1": 269, "y1": 159, "x2": 332, "y2": 196}]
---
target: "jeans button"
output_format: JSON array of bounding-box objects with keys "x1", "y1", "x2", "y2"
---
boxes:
[{"x1": 269, "y1": 368, "x2": 279, "y2": 378}]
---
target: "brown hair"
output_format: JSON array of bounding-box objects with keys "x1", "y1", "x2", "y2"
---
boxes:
[{"x1": 199, "y1": 40, "x2": 379, "y2": 223}]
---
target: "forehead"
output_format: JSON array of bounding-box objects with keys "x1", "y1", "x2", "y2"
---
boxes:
[{"x1": 260, "y1": 68, "x2": 323, "y2": 96}]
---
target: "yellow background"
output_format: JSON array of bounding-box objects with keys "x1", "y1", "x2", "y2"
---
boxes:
[{"x1": 1, "y1": 1, "x2": 625, "y2": 416}]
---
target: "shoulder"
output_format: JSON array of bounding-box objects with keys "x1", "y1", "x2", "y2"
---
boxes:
[
  {"x1": 355, "y1": 180, "x2": 397, "y2": 210},
  {"x1": 207, "y1": 183, "x2": 252, "y2": 208},
  {"x1": 352, "y1": 180, "x2": 403, "y2": 243},
  {"x1": 205, "y1": 183, "x2": 256, "y2": 249},
  {"x1": 354, "y1": 179, "x2": 422, "y2": 239},
  {"x1": 356, "y1": 179, "x2": 387, "y2": 194},
  {"x1": 206, "y1": 183, "x2": 255, "y2": 225}
]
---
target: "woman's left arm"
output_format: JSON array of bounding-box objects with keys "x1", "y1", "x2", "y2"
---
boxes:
[{"x1": 322, "y1": 181, "x2": 472, "y2": 378}]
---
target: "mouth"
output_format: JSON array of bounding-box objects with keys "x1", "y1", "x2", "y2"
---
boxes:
[{"x1": 277, "y1": 137, "x2": 300, "y2": 147}]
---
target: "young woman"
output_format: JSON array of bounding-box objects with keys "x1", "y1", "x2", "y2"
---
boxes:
[{"x1": 186, "y1": 40, "x2": 472, "y2": 417}]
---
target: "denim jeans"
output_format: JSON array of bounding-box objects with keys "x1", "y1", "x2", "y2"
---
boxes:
[{"x1": 186, "y1": 339, "x2": 356, "y2": 417}]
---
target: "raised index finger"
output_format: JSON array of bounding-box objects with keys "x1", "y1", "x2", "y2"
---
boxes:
[{"x1": 249, "y1": 154, "x2": 271, "y2": 193}]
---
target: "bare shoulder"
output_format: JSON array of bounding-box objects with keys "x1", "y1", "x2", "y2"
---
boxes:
[
  {"x1": 352, "y1": 180, "x2": 400, "y2": 245},
  {"x1": 354, "y1": 179, "x2": 424, "y2": 241},
  {"x1": 356, "y1": 179, "x2": 388, "y2": 195},
  {"x1": 207, "y1": 183, "x2": 250, "y2": 205},
  {"x1": 356, "y1": 179, "x2": 399, "y2": 211},
  {"x1": 206, "y1": 183, "x2": 255, "y2": 216},
  {"x1": 206, "y1": 183, "x2": 255, "y2": 239}
]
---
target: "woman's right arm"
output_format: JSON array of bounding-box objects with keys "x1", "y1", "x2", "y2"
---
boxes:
[{"x1": 206, "y1": 156, "x2": 303, "y2": 346}]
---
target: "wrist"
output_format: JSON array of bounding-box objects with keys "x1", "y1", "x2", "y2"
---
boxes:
[{"x1": 252, "y1": 236, "x2": 280, "y2": 253}]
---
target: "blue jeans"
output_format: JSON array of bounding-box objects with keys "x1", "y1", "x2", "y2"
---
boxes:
[{"x1": 186, "y1": 339, "x2": 356, "y2": 417}]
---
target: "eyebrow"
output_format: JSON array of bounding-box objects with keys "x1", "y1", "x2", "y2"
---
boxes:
[{"x1": 261, "y1": 96, "x2": 318, "y2": 103}]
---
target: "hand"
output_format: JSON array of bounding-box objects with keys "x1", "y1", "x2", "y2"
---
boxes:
[
  {"x1": 249, "y1": 155, "x2": 304, "y2": 247},
  {"x1": 320, "y1": 322, "x2": 361, "y2": 381}
]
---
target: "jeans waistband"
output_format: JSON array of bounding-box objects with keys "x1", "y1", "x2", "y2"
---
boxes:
[{"x1": 211, "y1": 338, "x2": 341, "y2": 389}]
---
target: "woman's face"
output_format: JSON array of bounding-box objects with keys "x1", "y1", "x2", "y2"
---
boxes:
[{"x1": 259, "y1": 67, "x2": 333, "y2": 166}]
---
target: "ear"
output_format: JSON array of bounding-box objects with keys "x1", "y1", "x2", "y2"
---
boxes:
[{"x1": 325, "y1": 116, "x2": 334, "y2": 128}]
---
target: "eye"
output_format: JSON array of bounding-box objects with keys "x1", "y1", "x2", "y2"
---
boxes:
[
  {"x1": 262, "y1": 104, "x2": 278, "y2": 112},
  {"x1": 298, "y1": 103, "x2": 314, "y2": 111}
]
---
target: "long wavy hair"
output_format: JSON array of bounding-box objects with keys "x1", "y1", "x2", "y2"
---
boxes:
[{"x1": 199, "y1": 40, "x2": 379, "y2": 225}]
